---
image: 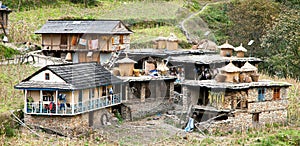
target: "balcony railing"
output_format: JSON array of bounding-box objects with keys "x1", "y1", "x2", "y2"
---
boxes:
[{"x1": 25, "y1": 94, "x2": 121, "y2": 115}]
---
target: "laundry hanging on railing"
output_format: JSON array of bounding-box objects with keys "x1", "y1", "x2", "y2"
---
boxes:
[
  {"x1": 71, "y1": 36, "x2": 78, "y2": 46},
  {"x1": 79, "y1": 38, "x2": 87, "y2": 46},
  {"x1": 88, "y1": 39, "x2": 99, "y2": 50}
]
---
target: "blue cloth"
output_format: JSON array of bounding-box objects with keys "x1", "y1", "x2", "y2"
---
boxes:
[{"x1": 184, "y1": 118, "x2": 194, "y2": 132}]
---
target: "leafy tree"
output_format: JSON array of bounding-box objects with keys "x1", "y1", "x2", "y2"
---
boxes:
[
  {"x1": 260, "y1": 8, "x2": 300, "y2": 79},
  {"x1": 226, "y1": 0, "x2": 280, "y2": 55}
]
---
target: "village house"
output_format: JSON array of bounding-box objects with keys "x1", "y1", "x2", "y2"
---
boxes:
[
  {"x1": 181, "y1": 61, "x2": 291, "y2": 132},
  {"x1": 14, "y1": 62, "x2": 125, "y2": 136},
  {"x1": 112, "y1": 55, "x2": 177, "y2": 120},
  {"x1": 35, "y1": 20, "x2": 133, "y2": 63},
  {"x1": 0, "y1": 2, "x2": 12, "y2": 37}
]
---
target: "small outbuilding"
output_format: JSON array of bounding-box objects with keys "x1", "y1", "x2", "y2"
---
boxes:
[
  {"x1": 234, "y1": 43, "x2": 247, "y2": 57},
  {"x1": 116, "y1": 57, "x2": 137, "y2": 76},
  {"x1": 218, "y1": 40, "x2": 235, "y2": 57}
]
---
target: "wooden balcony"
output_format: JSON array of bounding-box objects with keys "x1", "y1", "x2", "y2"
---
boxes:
[{"x1": 25, "y1": 94, "x2": 121, "y2": 116}]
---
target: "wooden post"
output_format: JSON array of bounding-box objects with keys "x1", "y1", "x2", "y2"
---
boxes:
[
  {"x1": 141, "y1": 83, "x2": 146, "y2": 102},
  {"x1": 40, "y1": 90, "x2": 43, "y2": 113},
  {"x1": 55, "y1": 90, "x2": 58, "y2": 114},
  {"x1": 72, "y1": 91, "x2": 74, "y2": 114},
  {"x1": 24, "y1": 90, "x2": 27, "y2": 113}
]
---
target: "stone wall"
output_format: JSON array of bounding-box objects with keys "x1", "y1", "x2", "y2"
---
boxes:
[
  {"x1": 123, "y1": 99, "x2": 173, "y2": 120},
  {"x1": 248, "y1": 100, "x2": 288, "y2": 113},
  {"x1": 24, "y1": 108, "x2": 113, "y2": 137},
  {"x1": 207, "y1": 109, "x2": 287, "y2": 133}
]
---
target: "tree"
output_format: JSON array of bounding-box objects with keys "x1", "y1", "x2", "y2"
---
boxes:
[
  {"x1": 226, "y1": 0, "x2": 280, "y2": 55},
  {"x1": 260, "y1": 8, "x2": 300, "y2": 79}
]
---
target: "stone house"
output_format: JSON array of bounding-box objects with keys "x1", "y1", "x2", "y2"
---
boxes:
[
  {"x1": 14, "y1": 62, "x2": 125, "y2": 136},
  {"x1": 181, "y1": 76, "x2": 291, "y2": 132},
  {"x1": 35, "y1": 20, "x2": 133, "y2": 63}
]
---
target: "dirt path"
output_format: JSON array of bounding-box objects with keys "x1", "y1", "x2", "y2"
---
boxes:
[{"x1": 100, "y1": 115, "x2": 191, "y2": 145}]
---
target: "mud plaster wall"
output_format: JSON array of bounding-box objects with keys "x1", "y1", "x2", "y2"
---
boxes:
[{"x1": 24, "y1": 108, "x2": 111, "y2": 136}]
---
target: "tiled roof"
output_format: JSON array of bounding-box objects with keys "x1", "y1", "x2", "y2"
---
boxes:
[
  {"x1": 35, "y1": 20, "x2": 133, "y2": 34},
  {"x1": 15, "y1": 62, "x2": 123, "y2": 90}
]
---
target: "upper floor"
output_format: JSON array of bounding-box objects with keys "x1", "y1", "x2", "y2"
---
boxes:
[{"x1": 35, "y1": 20, "x2": 133, "y2": 52}]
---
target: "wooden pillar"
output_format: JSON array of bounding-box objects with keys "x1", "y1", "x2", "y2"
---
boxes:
[
  {"x1": 40, "y1": 90, "x2": 43, "y2": 113},
  {"x1": 72, "y1": 91, "x2": 74, "y2": 114},
  {"x1": 141, "y1": 83, "x2": 146, "y2": 102},
  {"x1": 125, "y1": 85, "x2": 128, "y2": 101},
  {"x1": 182, "y1": 86, "x2": 188, "y2": 110},
  {"x1": 120, "y1": 84, "x2": 122, "y2": 102},
  {"x1": 55, "y1": 90, "x2": 58, "y2": 114},
  {"x1": 155, "y1": 81, "x2": 160, "y2": 98},
  {"x1": 169, "y1": 82, "x2": 174, "y2": 99},
  {"x1": 24, "y1": 90, "x2": 27, "y2": 113}
]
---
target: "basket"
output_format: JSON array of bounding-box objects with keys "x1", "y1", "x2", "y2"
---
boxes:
[
  {"x1": 251, "y1": 73, "x2": 260, "y2": 82},
  {"x1": 215, "y1": 74, "x2": 227, "y2": 82}
]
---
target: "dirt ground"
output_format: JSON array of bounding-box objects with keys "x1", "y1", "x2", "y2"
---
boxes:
[{"x1": 99, "y1": 114, "x2": 205, "y2": 145}]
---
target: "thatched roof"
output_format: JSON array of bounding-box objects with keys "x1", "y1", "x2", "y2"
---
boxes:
[
  {"x1": 241, "y1": 61, "x2": 257, "y2": 72},
  {"x1": 218, "y1": 40, "x2": 234, "y2": 49},
  {"x1": 234, "y1": 43, "x2": 247, "y2": 52},
  {"x1": 115, "y1": 57, "x2": 137, "y2": 64},
  {"x1": 155, "y1": 36, "x2": 167, "y2": 41},
  {"x1": 220, "y1": 62, "x2": 241, "y2": 72},
  {"x1": 167, "y1": 33, "x2": 178, "y2": 42},
  {"x1": 196, "y1": 39, "x2": 218, "y2": 51}
]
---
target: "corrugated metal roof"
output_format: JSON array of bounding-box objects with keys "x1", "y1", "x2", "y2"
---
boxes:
[
  {"x1": 35, "y1": 20, "x2": 133, "y2": 34},
  {"x1": 15, "y1": 62, "x2": 123, "y2": 90}
]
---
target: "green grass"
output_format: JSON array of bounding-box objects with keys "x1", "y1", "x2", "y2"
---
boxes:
[
  {"x1": 0, "y1": 65, "x2": 38, "y2": 113},
  {"x1": 100, "y1": 1, "x2": 184, "y2": 20}
]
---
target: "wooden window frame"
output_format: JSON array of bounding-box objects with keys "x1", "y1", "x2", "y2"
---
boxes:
[
  {"x1": 252, "y1": 113, "x2": 259, "y2": 122},
  {"x1": 258, "y1": 88, "x2": 266, "y2": 101},
  {"x1": 273, "y1": 88, "x2": 281, "y2": 100},
  {"x1": 45, "y1": 73, "x2": 50, "y2": 80},
  {"x1": 119, "y1": 35, "x2": 124, "y2": 44}
]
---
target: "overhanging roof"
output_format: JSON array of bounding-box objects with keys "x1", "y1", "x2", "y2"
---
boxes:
[
  {"x1": 15, "y1": 62, "x2": 123, "y2": 90},
  {"x1": 35, "y1": 20, "x2": 133, "y2": 34}
]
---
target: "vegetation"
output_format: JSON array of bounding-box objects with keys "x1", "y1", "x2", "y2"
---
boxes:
[
  {"x1": 0, "y1": 44, "x2": 20, "y2": 58},
  {"x1": 0, "y1": 0, "x2": 299, "y2": 145},
  {"x1": 0, "y1": 65, "x2": 38, "y2": 113}
]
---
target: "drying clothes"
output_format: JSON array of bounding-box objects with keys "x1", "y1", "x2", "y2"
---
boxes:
[
  {"x1": 91, "y1": 39, "x2": 98, "y2": 49},
  {"x1": 79, "y1": 38, "x2": 87, "y2": 46},
  {"x1": 184, "y1": 117, "x2": 194, "y2": 132},
  {"x1": 88, "y1": 40, "x2": 92, "y2": 50},
  {"x1": 71, "y1": 36, "x2": 77, "y2": 46}
]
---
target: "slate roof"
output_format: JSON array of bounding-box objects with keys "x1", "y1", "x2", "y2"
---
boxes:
[
  {"x1": 181, "y1": 80, "x2": 292, "y2": 89},
  {"x1": 167, "y1": 55, "x2": 262, "y2": 65},
  {"x1": 15, "y1": 62, "x2": 123, "y2": 90},
  {"x1": 35, "y1": 20, "x2": 133, "y2": 34}
]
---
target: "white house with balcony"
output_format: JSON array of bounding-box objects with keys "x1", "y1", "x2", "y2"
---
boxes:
[{"x1": 15, "y1": 62, "x2": 124, "y2": 136}]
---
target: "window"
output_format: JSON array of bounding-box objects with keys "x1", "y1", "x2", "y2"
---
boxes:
[
  {"x1": 252, "y1": 113, "x2": 259, "y2": 123},
  {"x1": 119, "y1": 35, "x2": 124, "y2": 44},
  {"x1": 258, "y1": 88, "x2": 266, "y2": 101},
  {"x1": 273, "y1": 88, "x2": 281, "y2": 100},
  {"x1": 45, "y1": 73, "x2": 50, "y2": 80}
]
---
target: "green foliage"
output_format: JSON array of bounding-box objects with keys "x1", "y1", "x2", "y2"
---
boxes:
[
  {"x1": 226, "y1": 0, "x2": 280, "y2": 50},
  {"x1": 260, "y1": 8, "x2": 300, "y2": 79},
  {"x1": 0, "y1": 65, "x2": 38, "y2": 113},
  {"x1": 0, "y1": 44, "x2": 20, "y2": 58},
  {"x1": 199, "y1": 3, "x2": 232, "y2": 43}
]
